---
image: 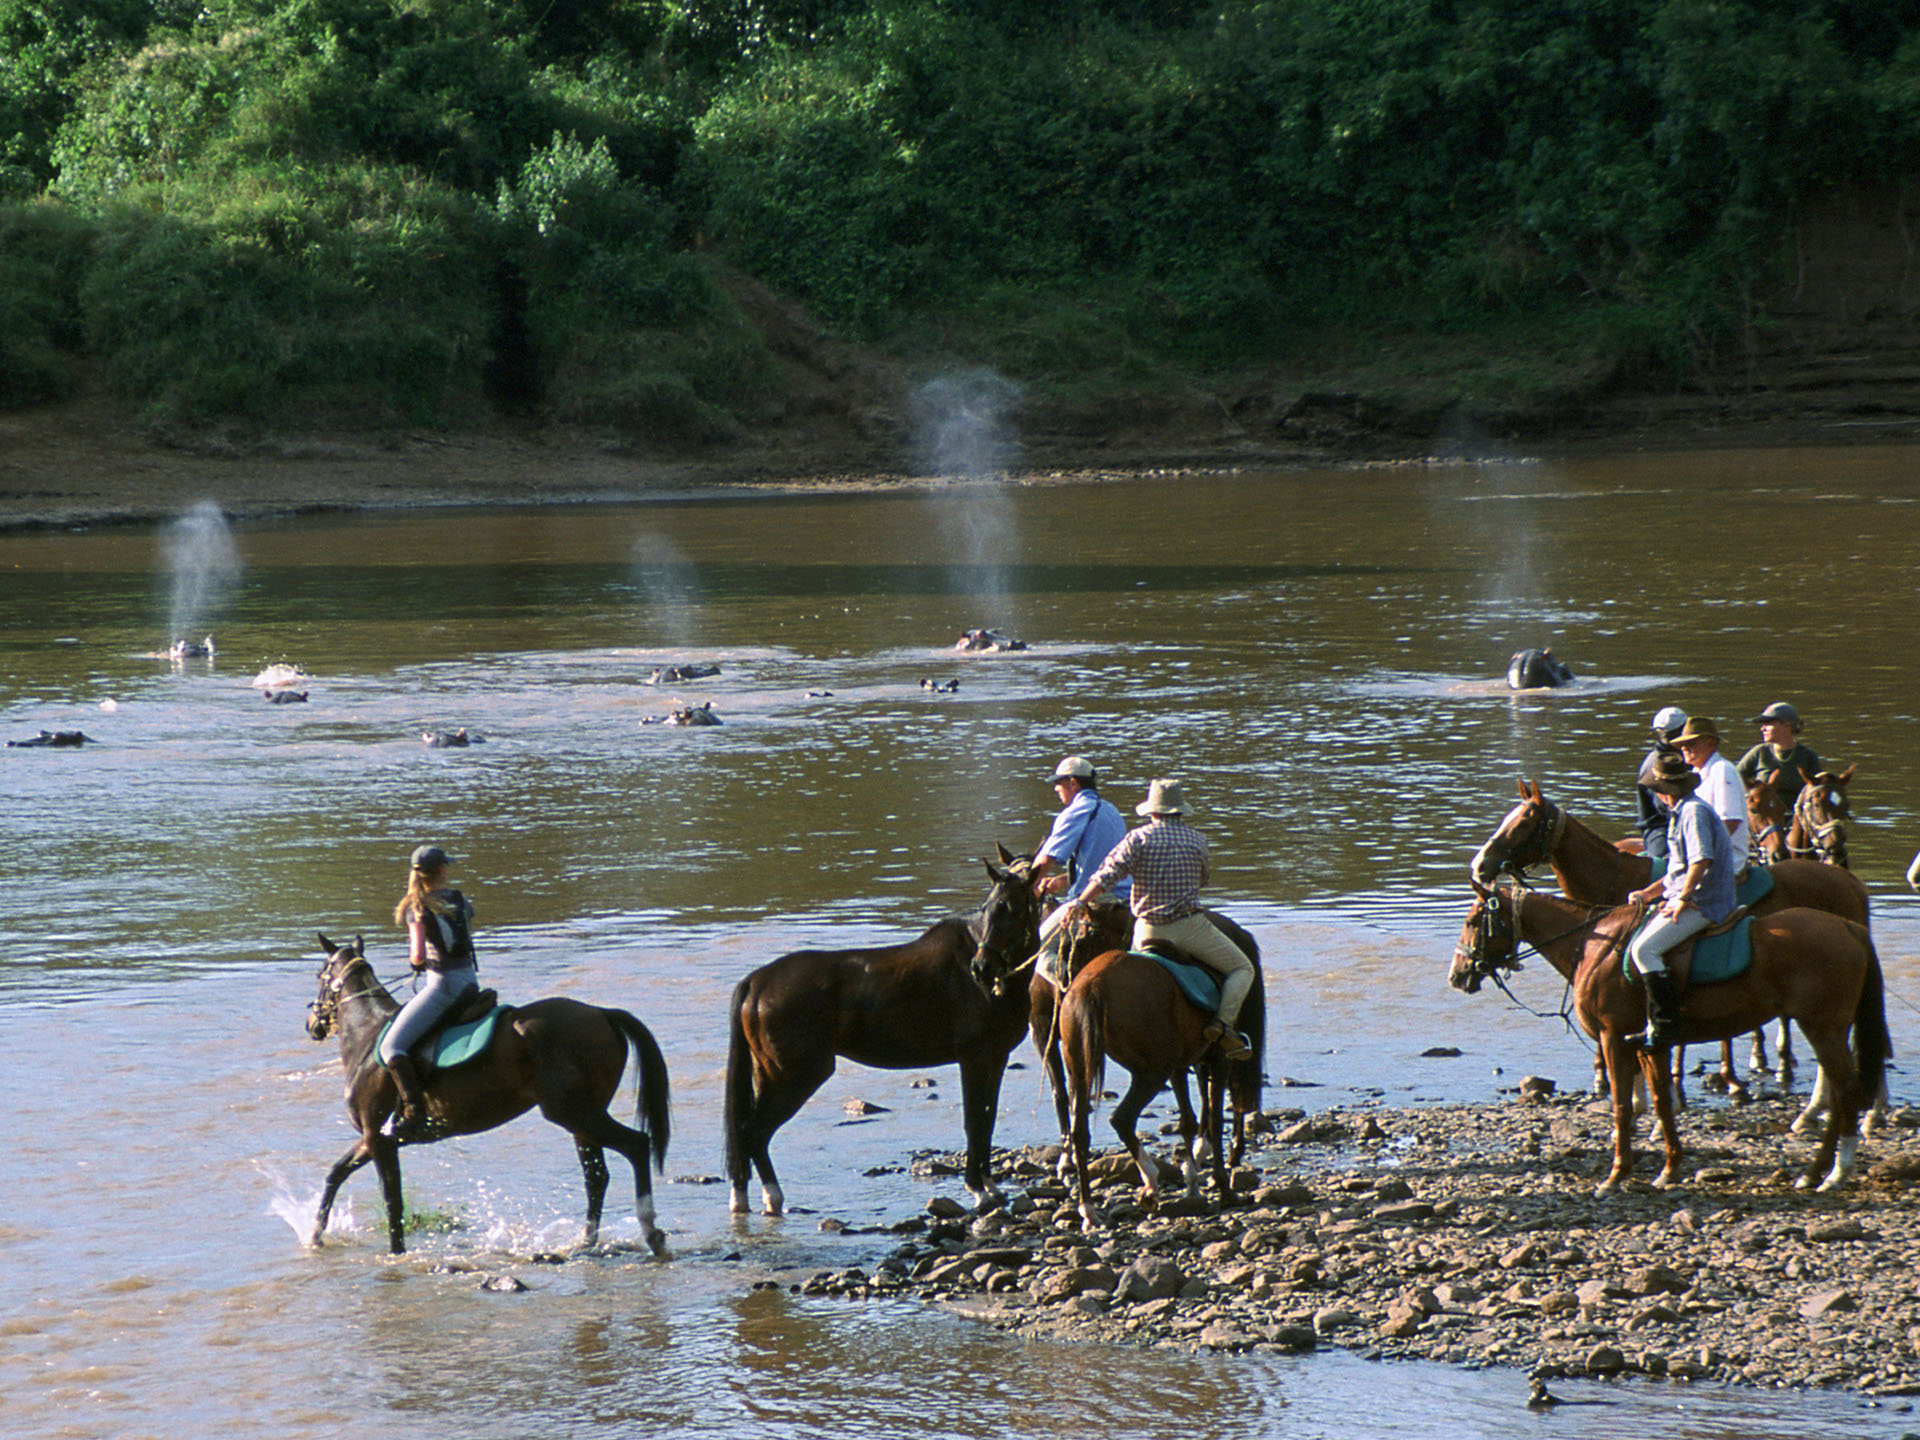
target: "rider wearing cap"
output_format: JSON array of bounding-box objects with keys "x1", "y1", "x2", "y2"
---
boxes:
[
  {"x1": 1636, "y1": 706, "x2": 1689, "y2": 864},
  {"x1": 1628, "y1": 752, "x2": 1737, "y2": 1049},
  {"x1": 1737, "y1": 701, "x2": 1824, "y2": 812},
  {"x1": 377, "y1": 843, "x2": 479, "y2": 1140},
  {"x1": 1029, "y1": 756, "x2": 1129, "y2": 980},
  {"x1": 1671, "y1": 716, "x2": 1751, "y2": 865},
  {"x1": 1065, "y1": 779, "x2": 1255, "y2": 1061}
]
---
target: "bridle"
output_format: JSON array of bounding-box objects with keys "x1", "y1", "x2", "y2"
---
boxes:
[
  {"x1": 1455, "y1": 884, "x2": 1627, "y2": 1029},
  {"x1": 970, "y1": 876, "x2": 1042, "y2": 995},
  {"x1": 1790, "y1": 784, "x2": 1849, "y2": 864},
  {"x1": 1481, "y1": 798, "x2": 1567, "y2": 878},
  {"x1": 305, "y1": 952, "x2": 404, "y2": 1038}
]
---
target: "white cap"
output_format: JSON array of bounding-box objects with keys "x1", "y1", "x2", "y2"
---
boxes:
[
  {"x1": 1050, "y1": 756, "x2": 1095, "y2": 783},
  {"x1": 1651, "y1": 706, "x2": 1688, "y2": 739}
]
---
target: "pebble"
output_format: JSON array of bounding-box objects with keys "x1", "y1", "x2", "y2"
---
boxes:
[{"x1": 789, "y1": 1093, "x2": 1920, "y2": 1395}]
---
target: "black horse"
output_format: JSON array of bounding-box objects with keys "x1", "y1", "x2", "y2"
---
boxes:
[
  {"x1": 305, "y1": 934, "x2": 672, "y2": 1254},
  {"x1": 724, "y1": 855, "x2": 1044, "y2": 1215}
]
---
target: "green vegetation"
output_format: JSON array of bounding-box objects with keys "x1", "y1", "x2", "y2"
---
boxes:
[{"x1": 5, "y1": 0, "x2": 1920, "y2": 431}]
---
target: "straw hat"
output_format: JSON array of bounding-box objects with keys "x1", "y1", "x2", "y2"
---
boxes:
[{"x1": 1135, "y1": 778, "x2": 1191, "y2": 816}]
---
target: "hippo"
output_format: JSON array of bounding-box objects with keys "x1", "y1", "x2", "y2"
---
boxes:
[
  {"x1": 1506, "y1": 647, "x2": 1575, "y2": 689},
  {"x1": 265, "y1": 690, "x2": 309, "y2": 704},
  {"x1": 644, "y1": 702, "x2": 722, "y2": 727},
  {"x1": 954, "y1": 628, "x2": 1026, "y2": 653},
  {"x1": 422, "y1": 728, "x2": 480, "y2": 747},
  {"x1": 921, "y1": 678, "x2": 960, "y2": 693},
  {"x1": 169, "y1": 637, "x2": 215, "y2": 660},
  {"x1": 8, "y1": 730, "x2": 92, "y2": 748},
  {"x1": 645, "y1": 664, "x2": 721, "y2": 685}
]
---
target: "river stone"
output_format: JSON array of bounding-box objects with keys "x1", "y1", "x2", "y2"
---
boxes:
[
  {"x1": 1264, "y1": 1323, "x2": 1318, "y2": 1353},
  {"x1": 1808, "y1": 1219, "x2": 1870, "y2": 1243},
  {"x1": 1116, "y1": 1256, "x2": 1186, "y2": 1303},
  {"x1": 1313, "y1": 1306, "x2": 1361, "y2": 1335},
  {"x1": 1628, "y1": 1264, "x2": 1689, "y2": 1295},
  {"x1": 1800, "y1": 1289, "x2": 1859, "y2": 1319},
  {"x1": 926, "y1": 1196, "x2": 967, "y2": 1220},
  {"x1": 1584, "y1": 1344, "x2": 1627, "y2": 1376},
  {"x1": 1372, "y1": 1177, "x2": 1415, "y2": 1201},
  {"x1": 1373, "y1": 1200, "x2": 1434, "y2": 1224},
  {"x1": 1199, "y1": 1321, "x2": 1256, "y2": 1350}
]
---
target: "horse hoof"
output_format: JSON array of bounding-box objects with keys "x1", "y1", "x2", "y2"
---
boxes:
[
  {"x1": 1794, "y1": 1173, "x2": 1815, "y2": 1191},
  {"x1": 644, "y1": 1229, "x2": 670, "y2": 1257},
  {"x1": 1592, "y1": 1181, "x2": 1621, "y2": 1199},
  {"x1": 728, "y1": 1191, "x2": 749, "y2": 1215}
]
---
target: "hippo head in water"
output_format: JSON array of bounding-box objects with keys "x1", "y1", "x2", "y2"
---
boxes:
[{"x1": 1506, "y1": 648, "x2": 1575, "y2": 690}]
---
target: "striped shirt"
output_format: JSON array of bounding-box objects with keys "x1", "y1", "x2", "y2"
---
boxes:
[{"x1": 1085, "y1": 816, "x2": 1211, "y2": 922}]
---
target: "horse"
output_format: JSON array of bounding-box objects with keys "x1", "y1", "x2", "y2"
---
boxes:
[
  {"x1": 724, "y1": 854, "x2": 1045, "y2": 1216},
  {"x1": 1789, "y1": 766, "x2": 1854, "y2": 868},
  {"x1": 1746, "y1": 780, "x2": 1793, "y2": 866},
  {"x1": 1004, "y1": 888, "x2": 1265, "y2": 1184},
  {"x1": 1052, "y1": 941, "x2": 1269, "y2": 1226},
  {"x1": 304, "y1": 934, "x2": 672, "y2": 1255},
  {"x1": 1469, "y1": 779, "x2": 1874, "y2": 1115},
  {"x1": 1449, "y1": 884, "x2": 1887, "y2": 1195}
]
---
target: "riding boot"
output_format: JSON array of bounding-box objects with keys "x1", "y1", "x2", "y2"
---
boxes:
[
  {"x1": 387, "y1": 1055, "x2": 432, "y2": 1140},
  {"x1": 1203, "y1": 1018, "x2": 1254, "y2": 1062},
  {"x1": 1634, "y1": 970, "x2": 1683, "y2": 1051}
]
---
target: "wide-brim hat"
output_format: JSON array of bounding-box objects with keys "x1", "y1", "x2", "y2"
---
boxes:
[
  {"x1": 1135, "y1": 778, "x2": 1190, "y2": 816},
  {"x1": 1639, "y1": 752, "x2": 1700, "y2": 796},
  {"x1": 1050, "y1": 755, "x2": 1095, "y2": 783},
  {"x1": 1671, "y1": 716, "x2": 1721, "y2": 747},
  {"x1": 410, "y1": 844, "x2": 454, "y2": 872},
  {"x1": 1752, "y1": 701, "x2": 1802, "y2": 730}
]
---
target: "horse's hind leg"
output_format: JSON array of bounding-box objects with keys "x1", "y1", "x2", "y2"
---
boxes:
[
  {"x1": 312, "y1": 1140, "x2": 372, "y2": 1247},
  {"x1": 555, "y1": 1109, "x2": 667, "y2": 1255},
  {"x1": 1795, "y1": 1028, "x2": 1862, "y2": 1192},
  {"x1": 1168, "y1": 1071, "x2": 1204, "y2": 1191},
  {"x1": 576, "y1": 1140, "x2": 610, "y2": 1248},
  {"x1": 737, "y1": 1063, "x2": 829, "y2": 1217},
  {"x1": 1112, "y1": 1070, "x2": 1172, "y2": 1204}
]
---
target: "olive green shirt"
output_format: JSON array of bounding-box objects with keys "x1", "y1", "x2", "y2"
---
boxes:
[{"x1": 1736, "y1": 741, "x2": 1823, "y2": 807}]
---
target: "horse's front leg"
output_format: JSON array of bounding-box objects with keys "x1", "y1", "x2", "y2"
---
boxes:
[
  {"x1": 1596, "y1": 1036, "x2": 1640, "y2": 1196},
  {"x1": 1642, "y1": 1048, "x2": 1685, "y2": 1189},
  {"x1": 958, "y1": 1054, "x2": 1010, "y2": 1210},
  {"x1": 1029, "y1": 980, "x2": 1075, "y2": 1182},
  {"x1": 1718, "y1": 1038, "x2": 1745, "y2": 1102},
  {"x1": 1168, "y1": 1071, "x2": 1203, "y2": 1191},
  {"x1": 311, "y1": 1139, "x2": 373, "y2": 1247},
  {"x1": 371, "y1": 1137, "x2": 406, "y2": 1254}
]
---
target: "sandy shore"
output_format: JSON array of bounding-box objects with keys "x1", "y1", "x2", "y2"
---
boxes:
[{"x1": 772, "y1": 1087, "x2": 1920, "y2": 1396}]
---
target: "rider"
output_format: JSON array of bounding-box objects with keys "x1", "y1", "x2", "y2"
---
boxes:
[
  {"x1": 377, "y1": 844, "x2": 479, "y2": 1140},
  {"x1": 1671, "y1": 716, "x2": 1750, "y2": 868},
  {"x1": 1636, "y1": 706, "x2": 1689, "y2": 864},
  {"x1": 1029, "y1": 756, "x2": 1129, "y2": 981},
  {"x1": 1062, "y1": 778, "x2": 1255, "y2": 1061},
  {"x1": 1627, "y1": 752, "x2": 1737, "y2": 1049},
  {"x1": 1737, "y1": 701, "x2": 1823, "y2": 811}
]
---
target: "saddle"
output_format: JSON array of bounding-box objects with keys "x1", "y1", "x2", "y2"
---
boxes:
[
  {"x1": 1135, "y1": 941, "x2": 1223, "y2": 1012},
  {"x1": 1625, "y1": 909, "x2": 1756, "y2": 990},
  {"x1": 379, "y1": 988, "x2": 504, "y2": 1073}
]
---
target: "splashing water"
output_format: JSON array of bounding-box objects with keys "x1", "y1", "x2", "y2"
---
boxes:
[
  {"x1": 257, "y1": 1160, "x2": 357, "y2": 1245},
  {"x1": 913, "y1": 369, "x2": 1023, "y2": 617},
  {"x1": 160, "y1": 501, "x2": 241, "y2": 643},
  {"x1": 629, "y1": 533, "x2": 703, "y2": 651}
]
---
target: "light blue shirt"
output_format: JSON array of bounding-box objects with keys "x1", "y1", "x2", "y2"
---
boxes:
[
  {"x1": 1038, "y1": 789, "x2": 1130, "y2": 900},
  {"x1": 1665, "y1": 793, "x2": 1737, "y2": 923}
]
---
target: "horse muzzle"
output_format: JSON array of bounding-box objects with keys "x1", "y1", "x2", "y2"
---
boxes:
[{"x1": 305, "y1": 1003, "x2": 332, "y2": 1040}]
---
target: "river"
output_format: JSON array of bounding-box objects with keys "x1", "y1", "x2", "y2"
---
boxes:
[{"x1": 4, "y1": 451, "x2": 1920, "y2": 1437}]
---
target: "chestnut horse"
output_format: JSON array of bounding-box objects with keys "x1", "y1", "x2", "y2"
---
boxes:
[
  {"x1": 1470, "y1": 779, "x2": 1871, "y2": 1104},
  {"x1": 1012, "y1": 889, "x2": 1265, "y2": 1175},
  {"x1": 1449, "y1": 885, "x2": 1887, "y2": 1195},
  {"x1": 725, "y1": 854, "x2": 1045, "y2": 1216},
  {"x1": 1052, "y1": 942, "x2": 1269, "y2": 1226},
  {"x1": 305, "y1": 935, "x2": 672, "y2": 1255}
]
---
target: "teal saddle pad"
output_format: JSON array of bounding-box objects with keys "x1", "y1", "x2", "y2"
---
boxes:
[
  {"x1": 379, "y1": 1005, "x2": 504, "y2": 1072},
  {"x1": 1736, "y1": 866, "x2": 1776, "y2": 908},
  {"x1": 1135, "y1": 949, "x2": 1221, "y2": 1011},
  {"x1": 1626, "y1": 915, "x2": 1756, "y2": 986}
]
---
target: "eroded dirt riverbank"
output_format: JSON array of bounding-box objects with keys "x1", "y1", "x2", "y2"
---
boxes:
[{"x1": 779, "y1": 1088, "x2": 1920, "y2": 1398}]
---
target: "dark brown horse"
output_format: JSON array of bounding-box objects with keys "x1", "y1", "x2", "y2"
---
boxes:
[
  {"x1": 1471, "y1": 779, "x2": 1871, "y2": 1099},
  {"x1": 1053, "y1": 941, "x2": 1269, "y2": 1227},
  {"x1": 305, "y1": 935, "x2": 671, "y2": 1255},
  {"x1": 1790, "y1": 766, "x2": 1854, "y2": 867},
  {"x1": 1450, "y1": 885, "x2": 1887, "y2": 1194},
  {"x1": 724, "y1": 855, "x2": 1045, "y2": 1215}
]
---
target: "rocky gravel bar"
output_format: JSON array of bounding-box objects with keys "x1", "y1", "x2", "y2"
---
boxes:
[{"x1": 778, "y1": 1085, "x2": 1920, "y2": 1396}]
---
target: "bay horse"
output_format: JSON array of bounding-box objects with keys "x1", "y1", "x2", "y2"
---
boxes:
[
  {"x1": 724, "y1": 853, "x2": 1046, "y2": 1216},
  {"x1": 1449, "y1": 884, "x2": 1887, "y2": 1195},
  {"x1": 1470, "y1": 779, "x2": 1871, "y2": 1106},
  {"x1": 1050, "y1": 942, "x2": 1269, "y2": 1227},
  {"x1": 1747, "y1": 769, "x2": 1854, "y2": 869},
  {"x1": 305, "y1": 935, "x2": 672, "y2": 1255}
]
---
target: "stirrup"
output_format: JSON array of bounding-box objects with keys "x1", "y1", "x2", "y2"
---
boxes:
[{"x1": 1203, "y1": 1019, "x2": 1253, "y2": 1061}]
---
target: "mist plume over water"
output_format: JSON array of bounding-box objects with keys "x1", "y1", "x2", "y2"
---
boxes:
[
  {"x1": 629, "y1": 533, "x2": 703, "y2": 649},
  {"x1": 913, "y1": 369, "x2": 1023, "y2": 613},
  {"x1": 160, "y1": 500, "x2": 241, "y2": 640}
]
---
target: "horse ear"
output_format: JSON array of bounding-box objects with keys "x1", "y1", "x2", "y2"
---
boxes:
[
  {"x1": 352, "y1": 934, "x2": 365, "y2": 956},
  {"x1": 1470, "y1": 878, "x2": 1490, "y2": 898},
  {"x1": 995, "y1": 842, "x2": 1017, "y2": 864},
  {"x1": 983, "y1": 859, "x2": 1007, "y2": 884},
  {"x1": 1837, "y1": 764, "x2": 1855, "y2": 784},
  {"x1": 318, "y1": 932, "x2": 335, "y2": 954}
]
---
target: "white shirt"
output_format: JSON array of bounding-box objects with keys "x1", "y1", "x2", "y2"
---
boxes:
[{"x1": 1694, "y1": 752, "x2": 1751, "y2": 860}]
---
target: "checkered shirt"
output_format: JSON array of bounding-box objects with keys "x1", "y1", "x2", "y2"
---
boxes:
[{"x1": 1085, "y1": 816, "x2": 1211, "y2": 922}]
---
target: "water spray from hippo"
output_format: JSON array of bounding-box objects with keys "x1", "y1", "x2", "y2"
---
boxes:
[
  {"x1": 156, "y1": 500, "x2": 241, "y2": 661},
  {"x1": 913, "y1": 368, "x2": 1030, "y2": 651}
]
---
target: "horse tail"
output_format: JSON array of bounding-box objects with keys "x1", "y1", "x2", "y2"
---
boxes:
[
  {"x1": 724, "y1": 975, "x2": 756, "y2": 1191},
  {"x1": 609, "y1": 1009, "x2": 672, "y2": 1171},
  {"x1": 1068, "y1": 984, "x2": 1109, "y2": 1109},
  {"x1": 1850, "y1": 925, "x2": 1891, "y2": 1105},
  {"x1": 1212, "y1": 912, "x2": 1266, "y2": 1115}
]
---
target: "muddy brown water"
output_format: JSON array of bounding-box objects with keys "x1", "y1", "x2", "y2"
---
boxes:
[{"x1": 5, "y1": 453, "x2": 1920, "y2": 1437}]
